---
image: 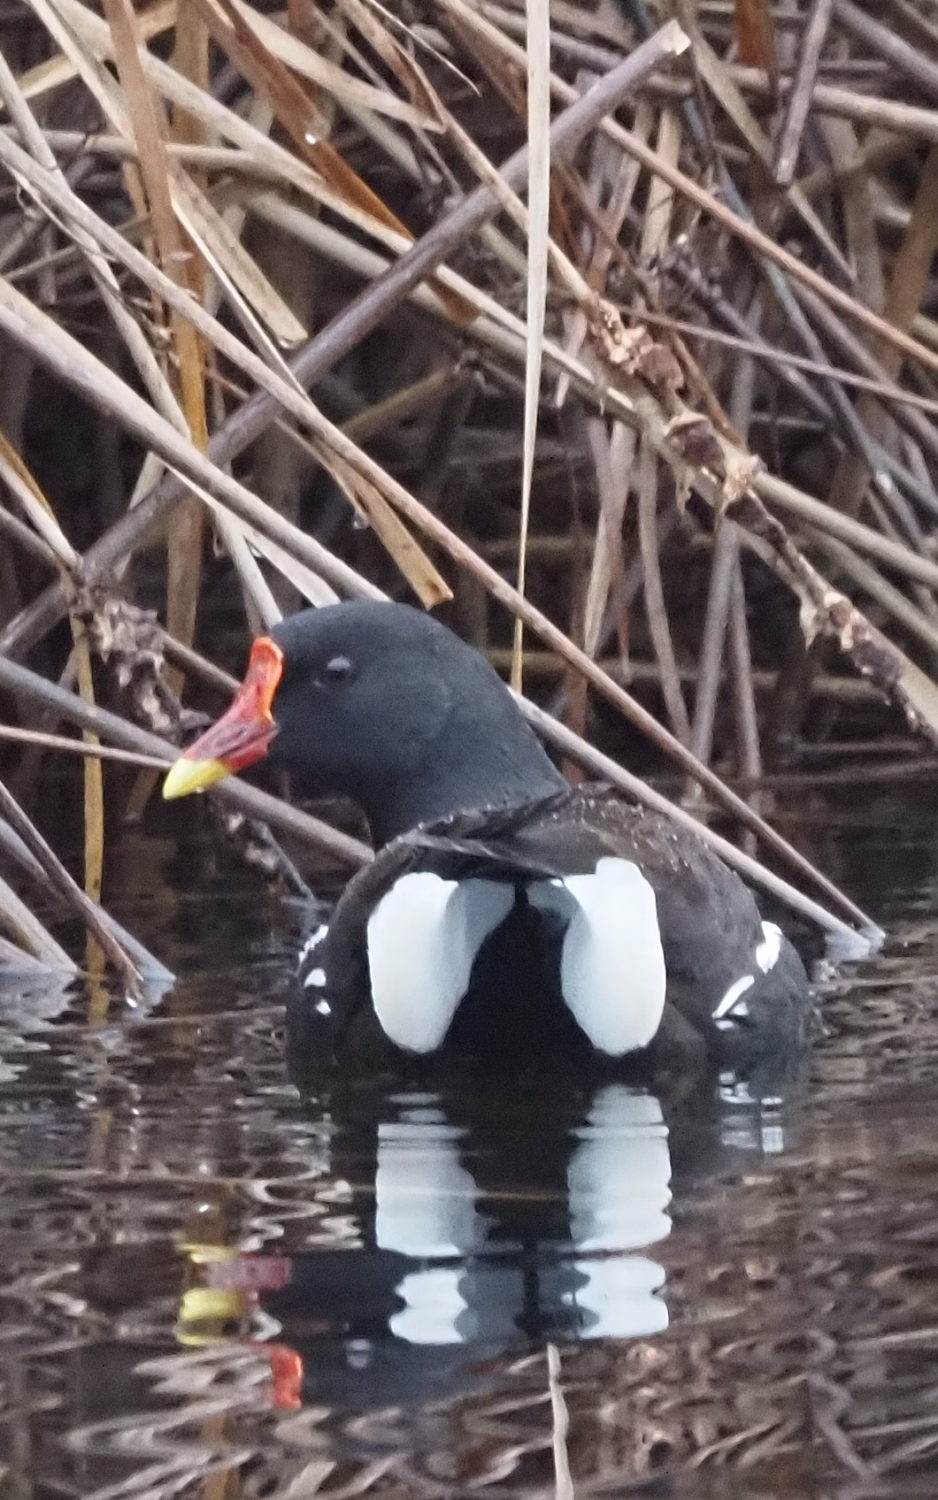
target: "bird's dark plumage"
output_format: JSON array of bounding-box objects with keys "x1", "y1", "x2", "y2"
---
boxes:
[{"x1": 166, "y1": 601, "x2": 811, "y2": 1079}]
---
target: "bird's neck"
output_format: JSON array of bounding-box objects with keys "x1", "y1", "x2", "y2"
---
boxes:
[{"x1": 359, "y1": 718, "x2": 567, "y2": 847}]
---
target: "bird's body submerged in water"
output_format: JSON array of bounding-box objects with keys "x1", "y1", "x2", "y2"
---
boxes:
[{"x1": 164, "y1": 601, "x2": 810, "y2": 1077}]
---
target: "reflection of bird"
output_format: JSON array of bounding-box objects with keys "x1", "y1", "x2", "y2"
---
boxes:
[
  {"x1": 165, "y1": 602, "x2": 809, "y2": 1074},
  {"x1": 371, "y1": 1085, "x2": 672, "y2": 1346},
  {"x1": 255, "y1": 1080, "x2": 676, "y2": 1412}
]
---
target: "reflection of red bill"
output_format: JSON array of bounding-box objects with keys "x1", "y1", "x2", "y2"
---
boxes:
[
  {"x1": 203, "y1": 1254, "x2": 292, "y2": 1293},
  {"x1": 265, "y1": 1343, "x2": 303, "y2": 1410},
  {"x1": 163, "y1": 637, "x2": 284, "y2": 799}
]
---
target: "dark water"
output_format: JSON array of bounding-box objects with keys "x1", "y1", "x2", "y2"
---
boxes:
[{"x1": 3, "y1": 788, "x2": 938, "y2": 1499}]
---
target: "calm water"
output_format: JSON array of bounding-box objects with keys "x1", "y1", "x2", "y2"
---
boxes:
[{"x1": 3, "y1": 786, "x2": 938, "y2": 1498}]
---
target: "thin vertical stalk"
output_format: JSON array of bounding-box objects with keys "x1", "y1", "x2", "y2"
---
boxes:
[{"x1": 637, "y1": 441, "x2": 691, "y2": 744}]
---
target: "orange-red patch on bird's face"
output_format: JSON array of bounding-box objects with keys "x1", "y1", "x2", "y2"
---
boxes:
[
  {"x1": 238, "y1": 636, "x2": 285, "y2": 732},
  {"x1": 162, "y1": 636, "x2": 284, "y2": 799},
  {"x1": 193, "y1": 634, "x2": 284, "y2": 772}
]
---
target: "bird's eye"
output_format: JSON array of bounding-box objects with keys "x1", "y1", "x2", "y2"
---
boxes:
[{"x1": 323, "y1": 655, "x2": 354, "y2": 683}]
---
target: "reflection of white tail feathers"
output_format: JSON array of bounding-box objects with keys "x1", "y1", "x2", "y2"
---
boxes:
[
  {"x1": 719, "y1": 1074, "x2": 787, "y2": 1155},
  {"x1": 568, "y1": 1085, "x2": 672, "y2": 1250},
  {"x1": 375, "y1": 1114, "x2": 484, "y2": 1259},
  {"x1": 375, "y1": 1088, "x2": 673, "y2": 1345},
  {"x1": 564, "y1": 1085, "x2": 671, "y2": 1338},
  {"x1": 560, "y1": 1255, "x2": 668, "y2": 1339},
  {"x1": 375, "y1": 1110, "x2": 482, "y2": 1347},
  {"x1": 391, "y1": 1267, "x2": 472, "y2": 1345}
]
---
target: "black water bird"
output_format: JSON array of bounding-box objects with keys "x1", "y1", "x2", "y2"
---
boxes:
[{"x1": 163, "y1": 601, "x2": 810, "y2": 1074}]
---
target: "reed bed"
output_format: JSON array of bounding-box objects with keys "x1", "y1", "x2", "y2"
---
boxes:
[{"x1": 0, "y1": 0, "x2": 935, "y2": 983}]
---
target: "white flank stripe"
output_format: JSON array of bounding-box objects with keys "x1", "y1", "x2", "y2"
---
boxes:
[
  {"x1": 298, "y1": 923, "x2": 328, "y2": 966},
  {"x1": 366, "y1": 875, "x2": 514, "y2": 1053},
  {"x1": 713, "y1": 973, "x2": 755, "y2": 1020},
  {"x1": 532, "y1": 859, "x2": 665, "y2": 1056},
  {"x1": 304, "y1": 966, "x2": 326, "y2": 989},
  {"x1": 756, "y1": 921, "x2": 783, "y2": 973}
]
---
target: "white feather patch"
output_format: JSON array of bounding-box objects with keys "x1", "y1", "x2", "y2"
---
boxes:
[
  {"x1": 299, "y1": 923, "x2": 328, "y2": 966},
  {"x1": 366, "y1": 875, "x2": 514, "y2": 1053},
  {"x1": 756, "y1": 921, "x2": 783, "y2": 973},
  {"x1": 713, "y1": 972, "x2": 755, "y2": 1021},
  {"x1": 531, "y1": 858, "x2": 665, "y2": 1056}
]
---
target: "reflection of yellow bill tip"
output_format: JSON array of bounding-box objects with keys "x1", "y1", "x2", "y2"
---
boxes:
[{"x1": 162, "y1": 757, "x2": 230, "y2": 800}]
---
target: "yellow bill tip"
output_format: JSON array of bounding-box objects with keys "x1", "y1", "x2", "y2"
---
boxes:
[{"x1": 162, "y1": 756, "x2": 231, "y2": 801}]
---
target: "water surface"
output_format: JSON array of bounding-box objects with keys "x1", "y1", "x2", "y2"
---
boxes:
[{"x1": 2, "y1": 787, "x2": 938, "y2": 1498}]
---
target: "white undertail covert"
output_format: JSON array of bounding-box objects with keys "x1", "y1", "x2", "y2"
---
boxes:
[{"x1": 366, "y1": 858, "x2": 666, "y2": 1057}]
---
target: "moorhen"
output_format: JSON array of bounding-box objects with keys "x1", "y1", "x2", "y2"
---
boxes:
[{"x1": 164, "y1": 602, "x2": 810, "y2": 1074}]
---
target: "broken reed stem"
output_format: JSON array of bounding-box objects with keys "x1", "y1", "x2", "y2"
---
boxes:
[
  {"x1": 773, "y1": 0, "x2": 834, "y2": 187},
  {"x1": 484, "y1": 651, "x2": 879, "y2": 703},
  {"x1": 688, "y1": 522, "x2": 740, "y2": 790},
  {"x1": 0, "y1": 773, "x2": 141, "y2": 992},
  {"x1": 637, "y1": 439, "x2": 691, "y2": 743},
  {"x1": 0, "y1": 867, "x2": 75, "y2": 971},
  {"x1": 727, "y1": 564, "x2": 763, "y2": 793},
  {"x1": 0, "y1": 723, "x2": 169, "y2": 769},
  {"x1": 636, "y1": 308, "x2": 938, "y2": 421},
  {"x1": 547, "y1": 1344, "x2": 574, "y2": 1500}
]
